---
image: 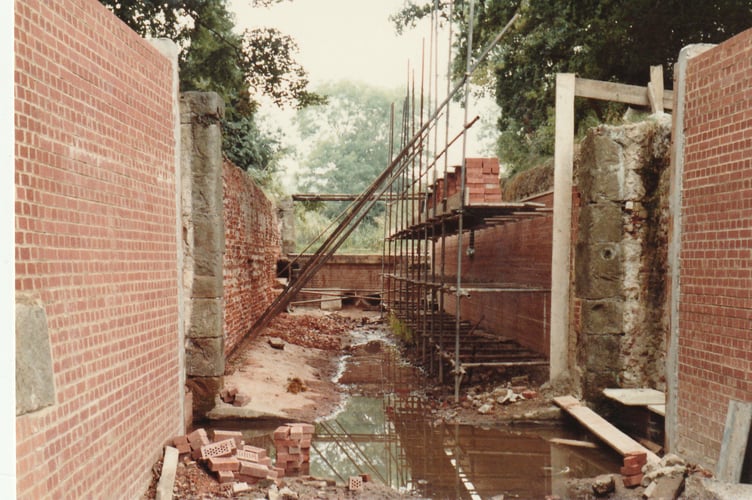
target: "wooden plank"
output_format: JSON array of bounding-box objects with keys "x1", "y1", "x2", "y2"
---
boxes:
[
  {"x1": 716, "y1": 400, "x2": 752, "y2": 483},
  {"x1": 155, "y1": 446, "x2": 179, "y2": 500},
  {"x1": 647, "y1": 404, "x2": 666, "y2": 417},
  {"x1": 575, "y1": 77, "x2": 674, "y2": 110},
  {"x1": 554, "y1": 395, "x2": 660, "y2": 464},
  {"x1": 603, "y1": 388, "x2": 666, "y2": 406},
  {"x1": 648, "y1": 65, "x2": 664, "y2": 113},
  {"x1": 550, "y1": 73, "x2": 576, "y2": 380},
  {"x1": 549, "y1": 437, "x2": 598, "y2": 449}
]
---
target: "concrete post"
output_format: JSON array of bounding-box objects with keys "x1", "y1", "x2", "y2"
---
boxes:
[
  {"x1": 665, "y1": 44, "x2": 714, "y2": 454},
  {"x1": 148, "y1": 38, "x2": 185, "y2": 432}
]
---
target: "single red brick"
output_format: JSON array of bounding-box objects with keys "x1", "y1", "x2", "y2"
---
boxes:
[
  {"x1": 176, "y1": 443, "x2": 191, "y2": 455},
  {"x1": 201, "y1": 439, "x2": 235, "y2": 460},
  {"x1": 187, "y1": 428, "x2": 210, "y2": 449},
  {"x1": 299, "y1": 439, "x2": 311, "y2": 448},
  {"x1": 237, "y1": 449, "x2": 259, "y2": 463},
  {"x1": 622, "y1": 474, "x2": 643, "y2": 488},
  {"x1": 173, "y1": 435, "x2": 189, "y2": 447},
  {"x1": 620, "y1": 464, "x2": 643, "y2": 476},
  {"x1": 212, "y1": 430, "x2": 243, "y2": 447},
  {"x1": 208, "y1": 456, "x2": 240, "y2": 472},
  {"x1": 273, "y1": 426, "x2": 290, "y2": 440},
  {"x1": 240, "y1": 461, "x2": 271, "y2": 478},
  {"x1": 243, "y1": 445, "x2": 267, "y2": 457},
  {"x1": 623, "y1": 452, "x2": 647, "y2": 468},
  {"x1": 266, "y1": 469, "x2": 279, "y2": 480},
  {"x1": 259, "y1": 457, "x2": 272, "y2": 467},
  {"x1": 217, "y1": 470, "x2": 234, "y2": 484}
]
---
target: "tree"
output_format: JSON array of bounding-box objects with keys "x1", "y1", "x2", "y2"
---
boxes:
[
  {"x1": 293, "y1": 81, "x2": 405, "y2": 252},
  {"x1": 392, "y1": 0, "x2": 752, "y2": 173},
  {"x1": 100, "y1": 0, "x2": 323, "y2": 177}
]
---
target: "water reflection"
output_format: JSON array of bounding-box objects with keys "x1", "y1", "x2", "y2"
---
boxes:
[{"x1": 310, "y1": 394, "x2": 621, "y2": 499}]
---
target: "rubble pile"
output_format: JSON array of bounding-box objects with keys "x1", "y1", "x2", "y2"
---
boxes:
[
  {"x1": 263, "y1": 313, "x2": 356, "y2": 351},
  {"x1": 170, "y1": 423, "x2": 317, "y2": 494},
  {"x1": 465, "y1": 384, "x2": 539, "y2": 414}
]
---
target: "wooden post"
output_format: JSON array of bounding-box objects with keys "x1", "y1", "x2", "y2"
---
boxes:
[
  {"x1": 549, "y1": 73, "x2": 575, "y2": 381},
  {"x1": 648, "y1": 65, "x2": 664, "y2": 113}
]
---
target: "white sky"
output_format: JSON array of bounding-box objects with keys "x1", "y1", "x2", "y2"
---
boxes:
[
  {"x1": 228, "y1": 0, "x2": 430, "y2": 89},
  {"x1": 227, "y1": 0, "x2": 500, "y2": 191}
]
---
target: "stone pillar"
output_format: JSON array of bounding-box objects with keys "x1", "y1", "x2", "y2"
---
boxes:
[
  {"x1": 180, "y1": 91, "x2": 225, "y2": 418},
  {"x1": 574, "y1": 117, "x2": 672, "y2": 403}
]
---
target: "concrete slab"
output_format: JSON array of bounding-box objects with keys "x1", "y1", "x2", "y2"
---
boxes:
[{"x1": 603, "y1": 388, "x2": 665, "y2": 406}]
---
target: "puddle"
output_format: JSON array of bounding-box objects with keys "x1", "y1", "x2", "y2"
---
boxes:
[
  {"x1": 206, "y1": 321, "x2": 623, "y2": 498},
  {"x1": 310, "y1": 394, "x2": 621, "y2": 499}
]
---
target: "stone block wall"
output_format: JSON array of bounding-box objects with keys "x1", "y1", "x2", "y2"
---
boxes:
[
  {"x1": 672, "y1": 29, "x2": 752, "y2": 467},
  {"x1": 181, "y1": 92, "x2": 226, "y2": 417},
  {"x1": 442, "y1": 192, "x2": 553, "y2": 355},
  {"x1": 573, "y1": 116, "x2": 672, "y2": 402},
  {"x1": 14, "y1": 0, "x2": 182, "y2": 497},
  {"x1": 223, "y1": 161, "x2": 281, "y2": 354}
]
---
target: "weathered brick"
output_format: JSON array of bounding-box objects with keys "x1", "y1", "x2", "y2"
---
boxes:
[
  {"x1": 200, "y1": 439, "x2": 236, "y2": 459},
  {"x1": 212, "y1": 430, "x2": 243, "y2": 447},
  {"x1": 208, "y1": 456, "x2": 240, "y2": 472},
  {"x1": 240, "y1": 460, "x2": 271, "y2": 478}
]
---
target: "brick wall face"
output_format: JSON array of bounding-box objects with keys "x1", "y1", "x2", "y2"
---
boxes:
[
  {"x1": 677, "y1": 29, "x2": 752, "y2": 465},
  {"x1": 294, "y1": 254, "x2": 386, "y2": 293},
  {"x1": 443, "y1": 193, "x2": 553, "y2": 355},
  {"x1": 223, "y1": 161, "x2": 280, "y2": 354},
  {"x1": 15, "y1": 0, "x2": 180, "y2": 498}
]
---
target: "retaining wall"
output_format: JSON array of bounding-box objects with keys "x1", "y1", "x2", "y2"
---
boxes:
[
  {"x1": 671, "y1": 28, "x2": 752, "y2": 468},
  {"x1": 224, "y1": 161, "x2": 280, "y2": 353},
  {"x1": 14, "y1": 0, "x2": 181, "y2": 497},
  {"x1": 443, "y1": 192, "x2": 553, "y2": 356}
]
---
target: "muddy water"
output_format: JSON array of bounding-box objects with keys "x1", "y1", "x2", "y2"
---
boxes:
[
  {"x1": 309, "y1": 324, "x2": 622, "y2": 498},
  {"x1": 208, "y1": 322, "x2": 623, "y2": 498}
]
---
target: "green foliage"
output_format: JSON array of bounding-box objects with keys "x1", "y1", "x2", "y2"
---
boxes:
[
  {"x1": 392, "y1": 0, "x2": 752, "y2": 174},
  {"x1": 293, "y1": 203, "x2": 385, "y2": 254},
  {"x1": 100, "y1": 0, "x2": 322, "y2": 180},
  {"x1": 388, "y1": 313, "x2": 414, "y2": 344},
  {"x1": 291, "y1": 81, "x2": 405, "y2": 252}
]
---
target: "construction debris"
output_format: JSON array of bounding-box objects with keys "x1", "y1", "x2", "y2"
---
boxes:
[
  {"x1": 168, "y1": 425, "x2": 317, "y2": 491},
  {"x1": 273, "y1": 423, "x2": 314, "y2": 476}
]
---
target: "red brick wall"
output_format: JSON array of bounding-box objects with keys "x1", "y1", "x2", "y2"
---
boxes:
[
  {"x1": 676, "y1": 29, "x2": 752, "y2": 465},
  {"x1": 443, "y1": 192, "x2": 553, "y2": 355},
  {"x1": 223, "y1": 161, "x2": 280, "y2": 354},
  {"x1": 294, "y1": 254, "x2": 386, "y2": 291},
  {"x1": 15, "y1": 0, "x2": 180, "y2": 498}
]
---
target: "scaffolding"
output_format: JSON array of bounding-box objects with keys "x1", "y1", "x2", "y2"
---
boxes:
[
  {"x1": 248, "y1": 4, "x2": 549, "y2": 398},
  {"x1": 381, "y1": 5, "x2": 549, "y2": 399}
]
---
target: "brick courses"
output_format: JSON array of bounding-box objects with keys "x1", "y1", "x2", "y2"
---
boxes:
[
  {"x1": 443, "y1": 192, "x2": 553, "y2": 355},
  {"x1": 223, "y1": 160, "x2": 281, "y2": 354},
  {"x1": 14, "y1": 0, "x2": 181, "y2": 498},
  {"x1": 675, "y1": 28, "x2": 752, "y2": 467}
]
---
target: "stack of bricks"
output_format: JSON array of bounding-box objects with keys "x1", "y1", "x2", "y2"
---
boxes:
[
  {"x1": 423, "y1": 158, "x2": 503, "y2": 220},
  {"x1": 465, "y1": 158, "x2": 502, "y2": 204},
  {"x1": 273, "y1": 423, "x2": 314, "y2": 476},
  {"x1": 172, "y1": 428, "x2": 283, "y2": 490},
  {"x1": 621, "y1": 451, "x2": 647, "y2": 488}
]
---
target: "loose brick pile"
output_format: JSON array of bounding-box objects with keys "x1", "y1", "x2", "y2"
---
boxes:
[
  {"x1": 171, "y1": 423, "x2": 317, "y2": 492},
  {"x1": 172, "y1": 428, "x2": 283, "y2": 491},
  {"x1": 273, "y1": 423, "x2": 315, "y2": 476},
  {"x1": 620, "y1": 451, "x2": 647, "y2": 488}
]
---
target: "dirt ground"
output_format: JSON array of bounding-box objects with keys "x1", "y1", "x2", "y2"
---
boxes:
[{"x1": 145, "y1": 307, "x2": 715, "y2": 500}]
